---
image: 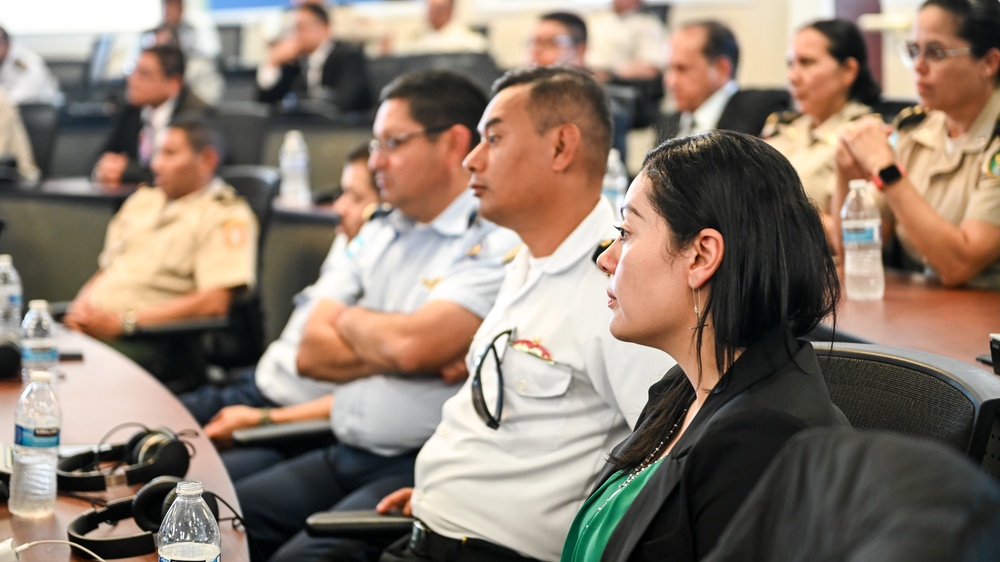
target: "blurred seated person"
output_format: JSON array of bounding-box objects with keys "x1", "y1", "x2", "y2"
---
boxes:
[
  {"x1": 836, "y1": 0, "x2": 1000, "y2": 288},
  {"x1": 178, "y1": 143, "x2": 379, "y2": 458},
  {"x1": 93, "y1": 45, "x2": 211, "y2": 188},
  {"x1": 256, "y1": 3, "x2": 372, "y2": 113},
  {"x1": 659, "y1": 21, "x2": 789, "y2": 141},
  {"x1": 143, "y1": 0, "x2": 224, "y2": 105},
  {"x1": 526, "y1": 12, "x2": 631, "y2": 161},
  {"x1": 586, "y1": 0, "x2": 666, "y2": 81},
  {"x1": 0, "y1": 91, "x2": 38, "y2": 182},
  {"x1": 0, "y1": 26, "x2": 60, "y2": 105},
  {"x1": 562, "y1": 130, "x2": 849, "y2": 562},
  {"x1": 67, "y1": 118, "x2": 257, "y2": 391},
  {"x1": 764, "y1": 19, "x2": 881, "y2": 244},
  {"x1": 387, "y1": 0, "x2": 488, "y2": 55}
]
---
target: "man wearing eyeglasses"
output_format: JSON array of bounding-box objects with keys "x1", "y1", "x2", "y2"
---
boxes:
[
  {"x1": 233, "y1": 69, "x2": 519, "y2": 562},
  {"x1": 526, "y1": 12, "x2": 587, "y2": 68},
  {"x1": 375, "y1": 66, "x2": 674, "y2": 562}
]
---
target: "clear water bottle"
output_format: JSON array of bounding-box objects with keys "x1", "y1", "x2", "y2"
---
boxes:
[
  {"x1": 279, "y1": 130, "x2": 311, "y2": 208},
  {"x1": 0, "y1": 254, "x2": 23, "y2": 341},
  {"x1": 841, "y1": 179, "x2": 885, "y2": 301},
  {"x1": 602, "y1": 149, "x2": 629, "y2": 221},
  {"x1": 157, "y1": 481, "x2": 222, "y2": 562},
  {"x1": 21, "y1": 300, "x2": 58, "y2": 383},
  {"x1": 9, "y1": 370, "x2": 61, "y2": 518}
]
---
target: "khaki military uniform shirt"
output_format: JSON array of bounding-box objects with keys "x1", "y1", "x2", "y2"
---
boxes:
[
  {"x1": 766, "y1": 101, "x2": 871, "y2": 213},
  {"x1": 0, "y1": 91, "x2": 38, "y2": 181},
  {"x1": 895, "y1": 88, "x2": 1000, "y2": 288},
  {"x1": 88, "y1": 178, "x2": 258, "y2": 313}
]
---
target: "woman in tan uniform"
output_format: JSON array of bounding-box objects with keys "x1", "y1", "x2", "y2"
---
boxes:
[
  {"x1": 837, "y1": 0, "x2": 1000, "y2": 288},
  {"x1": 765, "y1": 19, "x2": 881, "y2": 244}
]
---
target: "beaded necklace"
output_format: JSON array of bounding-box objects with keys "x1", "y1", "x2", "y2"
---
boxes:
[{"x1": 584, "y1": 407, "x2": 689, "y2": 530}]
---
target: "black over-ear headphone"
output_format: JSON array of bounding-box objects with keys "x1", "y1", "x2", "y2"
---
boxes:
[
  {"x1": 57, "y1": 427, "x2": 190, "y2": 492},
  {"x1": 67, "y1": 476, "x2": 220, "y2": 560}
]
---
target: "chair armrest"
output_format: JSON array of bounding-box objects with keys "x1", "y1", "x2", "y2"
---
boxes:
[
  {"x1": 231, "y1": 419, "x2": 334, "y2": 448},
  {"x1": 305, "y1": 509, "x2": 414, "y2": 539}
]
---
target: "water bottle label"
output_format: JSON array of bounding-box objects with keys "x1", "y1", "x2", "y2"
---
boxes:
[
  {"x1": 22, "y1": 346, "x2": 58, "y2": 364},
  {"x1": 15, "y1": 424, "x2": 60, "y2": 448},
  {"x1": 158, "y1": 556, "x2": 220, "y2": 562},
  {"x1": 842, "y1": 225, "x2": 879, "y2": 245},
  {"x1": 4, "y1": 293, "x2": 21, "y2": 307}
]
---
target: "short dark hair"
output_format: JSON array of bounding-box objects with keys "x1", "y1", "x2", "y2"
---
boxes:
[
  {"x1": 491, "y1": 65, "x2": 612, "y2": 179},
  {"x1": 345, "y1": 141, "x2": 376, "y2": 190},
  {"x1": 143, "y1": 44, "x2": 186, "y2": 79},
  {"x1": 805, "y1": 19, "x2": 882, "y2": 105},
  {"x1": 295, "y1": 3, "x2": 330, "y2": 26},
  {"x1": 611, "y1": 130, "x2": 840, "y2": 472},
  {"x1": 921, "y1": 0, "x2": 1000, "y2": 84},
  {"x1": 168, "y1": 116, "x2": 224, "y2": 168},
  {"x1": 380, "y1": 70, "x2": 488, "y2": 151},
  {"x1": 685, "y1": 20, "x2": 740, "y2": 78},
  {"x1": 540, "y1": 11, "x2": 588, "y2": 46}
]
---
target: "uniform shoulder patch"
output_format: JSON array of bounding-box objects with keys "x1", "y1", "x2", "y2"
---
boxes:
[
  {"x1": 892, "y1": 105, "x2": 928, "y2": 132},
  {"x1": 366, "y1": 203, "x2": 394, "y2": 222},
  {"x1": 984, "y1": 147, "x2": 1000, "y2": 180},
  {"x1": 761, "y1": 110, "x2": 800, "y2": 139},
  {"x1": 592, "y1": 239, "x2": 614, "y2": 264},
  {"x1": 503, "y1": 244, "x2": 524, "y2": 264}
]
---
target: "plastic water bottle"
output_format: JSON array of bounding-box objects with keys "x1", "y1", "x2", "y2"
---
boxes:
[
  {"x1": 841, "y1": 179, "x2": 885, "y2": 301},
  {"x1": 9, "y1": 370, "x2": 61, "y2": 518},
  {"x1": 279, "y1": 130, "x2": 311, "y2": 207},
  {"x1": 157, "y1": 481, "x2": 222, "y2": 562},
  {"x1": 602, "y1": 149, "x2": 629, "y2": 221},
  {"x1": 21, "y1": 300, "x2": 58, "y2": 382},
  {"x1": 0, "y1": 254, "x2": 22, "y2": 341}
]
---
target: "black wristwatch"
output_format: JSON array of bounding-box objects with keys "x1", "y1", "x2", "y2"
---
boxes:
[{"x1": 872, "y1": 163, "x2": 904, "y2": 191}]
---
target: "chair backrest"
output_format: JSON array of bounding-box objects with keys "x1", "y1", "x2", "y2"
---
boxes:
[
  {"x1": 367, "y1": 52, "x2": 503, "y2": 100},
  {"x1": 49, "y1": 112, "x2": 113, "y2": 178},
  {"x1": 213, "y1": 101, "x2": 270, "y2": 166},
  {"x1": 18, "y1": 103, "x2": 61, "y2": 178},
  {"x1": 209, "y1": 165, "x2": 280, "y2": 370},
  {"x1": 704, "y1": 428, "x2": 1000, "y2": 562},
  {"x1": 262, "y1": 116, "x2": 372, "y2": 197},
  {"x1": 814, "y1": 342, "x2": 1000, "y2": 477}
]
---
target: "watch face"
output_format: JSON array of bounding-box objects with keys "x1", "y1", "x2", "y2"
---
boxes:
[{"x1": 879, "y1": 164, "x2": 903, "y2": 186}]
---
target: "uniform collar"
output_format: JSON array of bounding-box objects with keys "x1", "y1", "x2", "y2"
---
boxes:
[
  {"x1": 386, "y1": 189, "x2": 479, "y2": 238},
  {"x1": 911, "y1": 87, "x2": 1000, "y2": 153},
  {"x1": 808, "y1": 100, "x2": 871, "y2": 147},
  {"x1": 520, "y1": 196, "x2": 615, "y2": 276}
]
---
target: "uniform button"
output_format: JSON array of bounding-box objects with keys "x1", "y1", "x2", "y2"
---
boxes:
[{"x1": 517, "y1": 379, "x2": 528, "y2": 392}]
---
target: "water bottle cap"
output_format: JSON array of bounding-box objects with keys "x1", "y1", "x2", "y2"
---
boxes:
[
  {"x1": 0, "y1": 254, "x2": 10, "y2": 265},
  {"x1": 28, "y1": 299, "x2": 48, "y2": 311},
  {"x1": 175, "y1": 481, "x2": 204, "y2": 496},
  {"x1": 28, "y1": 370, "x2": 52, "y2": 383},
  {"x1": 848, "y1": 179, "x2": 869, "y2": 191}
]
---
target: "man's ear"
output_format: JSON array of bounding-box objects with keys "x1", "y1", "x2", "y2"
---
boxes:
[
  {"x1": 551, "y1": 123, "x2": 582, "y2": 173},
  {"x1": 199, "y1": 146, "x2": 220, "y2": 178},
  {"x1": 688, "y1": 227, "x2": 724, "y2": 290},
  {"x1": 442, "y1": 124, "x2": 474, "y2": 168}
]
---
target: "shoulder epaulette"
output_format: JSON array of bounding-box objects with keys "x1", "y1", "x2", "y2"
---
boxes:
[
  {"x1": 592, "y1": 239, "x2": 614, "y2": 264},
  {"x1": 761, "y1": 110, "x2": 800, "y2": 139},
  {"x1": 502, "y1": 244, "x2": 523, "y2": 265},
  {"x1": 892, "y1": 106, "x2": 928, "y2": 131}
]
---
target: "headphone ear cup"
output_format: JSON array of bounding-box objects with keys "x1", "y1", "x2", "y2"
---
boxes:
[
  {"x1": 124, "y1": 430, "x2": 152, "y2": 464},
  {"x1": 133, "y1": 476, "x2": 182, "y2": 533},
  {"x1": 131, "y1": 428, "x2": 178, "y2": 465},
  {"x1": 148, "y1": 439, "x2": 191, "y2": 479}
]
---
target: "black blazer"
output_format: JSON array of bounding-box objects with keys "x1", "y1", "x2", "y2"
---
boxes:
[
  {"x1": 655, "y1": 88, "x2": 791, "y2": 142},
  {"x1": 97, "y1": 87, "x2": 212, "y2": 185},
  {"x1": 593, "y1": 328, "x2": 850, "y2": 562},
  {"x1": 256, "y1": 40, "x2": 372, "y2": 112}
]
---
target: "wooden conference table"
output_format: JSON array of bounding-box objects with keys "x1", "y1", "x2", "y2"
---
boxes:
[
  {"x1": 0, "y1": 330, "x2": 248, "y2": 561},
  {"x1": 831, "y1": 269, "x2": 1000, "y2": 368}
]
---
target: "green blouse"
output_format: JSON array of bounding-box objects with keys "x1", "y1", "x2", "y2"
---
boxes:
[{"x1": 560, "y1": 456, "x2": 666, "y2": 561}]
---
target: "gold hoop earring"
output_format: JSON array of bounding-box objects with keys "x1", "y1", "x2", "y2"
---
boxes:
[{"x1": 690, "y1": 286, "x2": 705, "y2": 330}]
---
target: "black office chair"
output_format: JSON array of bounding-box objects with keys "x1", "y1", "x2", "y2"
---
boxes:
[
  {"x1": 213, "y1": 101, "x2": 270, "y2": 166},
  {"x1": 704, "y1": 428, "x2": 1000, "y2": 562},
  {"x1": 18, "y1": 103, "x2": 60, "y2": 179},
  {"x1": 813, "y1": 342, "x2": 1000, "y2": 479}
]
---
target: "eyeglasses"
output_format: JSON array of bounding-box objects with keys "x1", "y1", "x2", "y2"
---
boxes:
[
  {"x1": 471, "y1": 329, "x2": 513, "y2": 430},
  {"x1": 369, "y1": 125, "x2": 451, "y2": 154},
  {"x1": 526, "y1": 35, "x2": 576, "y2": 49},
  {"x1": 899, "y1": 41, "x2": 972, "y2": 67}
]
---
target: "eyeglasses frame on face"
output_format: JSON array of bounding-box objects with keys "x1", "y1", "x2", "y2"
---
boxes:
[
  {"x1": 471, "y1": 328, "x2": 514, "y2": 430},
  {"x1": 527, "y1": 34, "x2": 576, "y2": 50},
  {"x1": 900, "y1": 40, "x2": 973, "y2": 67},
  {"x1": 369, "y1": 124, "x2": 452, "y2": 154}
]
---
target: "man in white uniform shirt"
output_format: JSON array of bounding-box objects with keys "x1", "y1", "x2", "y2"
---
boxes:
[
  {"x1": 376, "y1": 66, "x2": 675, "y2": 562},
  {"x1": 235, "y1": 70, "x2": 519, "y2": 562},
  {"x1": 0, "y1": 26, "x2": 60, "y2": 105}
]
